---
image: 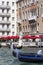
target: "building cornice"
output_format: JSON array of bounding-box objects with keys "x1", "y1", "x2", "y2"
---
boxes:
[{"x1": 16, "y1": 0, "x2": 23, "y2": 3}]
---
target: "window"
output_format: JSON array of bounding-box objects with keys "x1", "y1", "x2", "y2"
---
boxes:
[
  {"x1": 2, "y1": 1, "x2": 4, "y2": 5},
  {"x1": 7, "y1": 1, "x2": 9, "y2": 5},
  {"x1": 25, "y1": 11, "x2": 27, "y2": 20},
  {"x1": 31, "y1": 10, "x2": 36, "y2": 16},
  {"x1": 19, "y1": 26, "x2": 21, "y2": 32},
  {"x1": 12, "y1": 2, "x2": 14, "y2": 6},
  {"x1": 38, "y1": 7, "x2": 39, "y2": 16},
  {"x1": 7, "y1": 17, "x2": 9, "y2": 21},
  {"x1": 36, "y1": 1, "x2": 38, "y2": 4},
  {"x1": 12, "y1": 17, "x2": 14, "y2": 21},
  {"x1": 22, "y1": 12, "x2": 24, "y2": 20},
  {"x1": 31, "y1": 11, "x2": 34, "y2": 16},
  {"x1": 12, "y1": 24, "x2": 14, "y2": 28},
  {"x1": 2, "y1": 32, "x2": 4, "y2": 35},
  {"x1": 2, "y1": 17, "x2": 4, "y2": 20},
  {"x1": 2, "y1": 9, "x2": 4, "y2": 13},
  {"x1": 2, "y1": 24, "x2": 4, "y2": 28},
  {"x1": 7, "y1": 9, "x2": 9, "y2": 13},
  {"x1": 41, "y1": 4, "x2": 42, "y2": 7},
  {"x1": 12, "y1": 9, "x2": 14, "y2": 13},
  {"x1": 7, "y1": 32, "x2": 9, "y2": 35},
  {"x1": 12, "y1": 32, "x2": 14, "y2": 35},
  {"x1": 32, "y1": 0, "x2": 35, "y2": 3},
  {"x1": 7, "y1": 25, "x2": 9, "y2": 28},
  {"x1": 26, "y1": 26, "x2": 27, "y2": 29},
  {"x1": 23, "y1": 12, "x2": 24, "y2": 16}
]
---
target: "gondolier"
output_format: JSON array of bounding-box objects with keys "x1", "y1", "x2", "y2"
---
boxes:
[{"x1": 37, "y1": 50, "x2": 42, "y2": 55}]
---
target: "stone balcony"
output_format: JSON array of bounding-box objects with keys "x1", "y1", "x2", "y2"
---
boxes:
[
  {"x1": 0, "y1": 5, "x2": 10, "y2": 9},
  {"x1": 28, "y1": 16, "x2": 36, "y2": 21},
  {"x1": 0, "y1": 13, "x2": 10, "y2": 17},
  {"x1": 0, "y1": 28, "x2": 10, "y2": 32},
  {"x1": 17, "y1": 18, "x2": 22, "y2": 24},
  {"x1": 0, "y1": 21, "x2": 10, "y2": 24}
]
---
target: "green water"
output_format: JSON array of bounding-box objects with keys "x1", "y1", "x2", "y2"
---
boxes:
[{"x1": 0, "y1": 47, "x2": 43, "y2": 65}]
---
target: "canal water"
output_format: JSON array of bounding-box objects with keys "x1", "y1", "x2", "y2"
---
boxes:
[{"x1": 0, "y1": 47, "x2": 43, "y2": 65}]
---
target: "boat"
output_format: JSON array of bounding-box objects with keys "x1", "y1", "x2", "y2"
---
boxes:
[
  {"x1": 18, "y1": 52, "x2": 43, "y2": 62},
  {"x1": 11, "y1": 33, "x2": 43, "y2": 62},
  {"x1": 12, "y1": 49, "x2": 43, "y2": 62}
]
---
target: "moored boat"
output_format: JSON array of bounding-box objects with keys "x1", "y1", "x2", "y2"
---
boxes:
[
  {"x1": 12, "y1": 49, "x2": 43, "y2": 62},
  {"x1": 18, "y1": 52, "x2": 43, "y2": 62},
  {"x1": 11, "y1": 34, "x2": 43, "y2": 62}
]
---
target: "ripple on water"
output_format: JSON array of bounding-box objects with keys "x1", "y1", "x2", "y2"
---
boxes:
[{"x1": 0, "y1": 48, "x2": 43, "y2": 65}]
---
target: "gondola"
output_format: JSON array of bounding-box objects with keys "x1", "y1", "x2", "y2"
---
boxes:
[
  {"x1": 18, "y1": 52, "x2": 43, "y2": 62},
  {"x1": 12, "y1": 34, "x2": 43, "y2": 63},
  {"x1": 12, "y1": 51, "x2": 43, "y2": 62}
]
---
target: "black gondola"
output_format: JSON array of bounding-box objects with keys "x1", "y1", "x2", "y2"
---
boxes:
[
  {"x1": 18, "y1": 53, "x2": 43, "y2": 62},
  {"x1": 12, "y1": 50, "x2": 43, "y2": 63}
]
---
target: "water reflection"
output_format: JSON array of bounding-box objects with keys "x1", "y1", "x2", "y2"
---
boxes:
[{"x1": 0, "y1": 48, "x2": 43, "y2": 65}]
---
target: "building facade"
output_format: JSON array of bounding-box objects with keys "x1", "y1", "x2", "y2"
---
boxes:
[
  {"x1": 16, "y1": 0, "x2": 43, "y2": 35},
  {"x1": 0, "y1": 0, "x2": 17, "y2": 36}
]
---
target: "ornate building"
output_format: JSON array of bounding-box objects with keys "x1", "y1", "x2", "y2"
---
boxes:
[{"x1": 16, "y1": 0, "x2": 43, "y2": 35}]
